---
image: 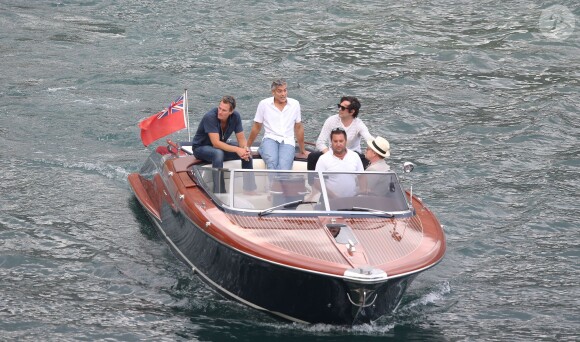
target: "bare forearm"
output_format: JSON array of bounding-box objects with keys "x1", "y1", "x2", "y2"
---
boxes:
[
  {"x1": 247, "y1": 123, "x2": 261, "y2": 147},
  {"x1": 236, "y1": 132, "x2": 248, "y2": 149},
  {"x1": 296, "y1": 124, "x2": 306, "y2": 153}
]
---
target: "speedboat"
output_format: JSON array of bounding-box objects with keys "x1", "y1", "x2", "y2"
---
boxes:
[{"x1": 128, "y1": 141, "x2": 446, "y2": 325}]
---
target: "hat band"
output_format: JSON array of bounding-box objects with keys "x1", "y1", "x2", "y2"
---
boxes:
[{"x1": 372, "y1": 140, "x2": 386, "y2": 155}]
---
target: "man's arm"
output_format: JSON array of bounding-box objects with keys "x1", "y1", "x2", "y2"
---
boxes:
[
  {"x1": 235, "y1": 131, "x2": 248, "y2": 149},
  {"x1": 316, "y1": 118, "x2": 332, "y2": 153},
  {"x1": 246, "y1": 121, "x2": 263, "y2": 148},
  {"x1": 294, "y1": 122, "x2": 307, "y2": 155},
  {"x1": 356, "y1": 154, "x2": 368, "y2": 193},
  {"x1": 359, "y1": 120, "x2": 374, "y2": 145},
  {"x1": 358, "y1": 174, "x2": 369, "y2": 194},
  {"x1": 235, "y1": 131, "x2": 251, "y2": 160},
  {"x1": 208, "y1": 133, "x2": 248, "y2": 159}
]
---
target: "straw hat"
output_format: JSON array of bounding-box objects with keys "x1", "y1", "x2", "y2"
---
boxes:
[{"x1": 368, "y1": 136, "x2": 390, "y2": 158}]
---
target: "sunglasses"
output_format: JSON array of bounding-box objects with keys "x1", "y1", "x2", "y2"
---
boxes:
[
  {"x1": 331, "y1": 127, "x2": 346, "y2": 132},
  {"x1": 337, "y1": 104, "x2": 350, "y2": 111}
]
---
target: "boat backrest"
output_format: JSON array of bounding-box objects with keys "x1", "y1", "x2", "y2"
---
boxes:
[
  {"x1": 219, "y1": 159, "x2": 307, "y2": 171},
  {"x1": 211, "y1": 160, "x2": 307, "y2": 195}
]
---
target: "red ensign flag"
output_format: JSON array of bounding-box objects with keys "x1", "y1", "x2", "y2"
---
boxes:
[{"x1": 139, "y1": 94, "x2": 186, "y2": 146}]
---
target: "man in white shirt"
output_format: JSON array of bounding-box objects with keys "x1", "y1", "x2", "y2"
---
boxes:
[
  {"x1": 315, "y1": 127, "x2": 364, "y2": 198},
  {"x1": 308, "y1": 96, "x2": 373, "y2": 170},
  {"x1": 247, "y1": 79, "x2": 306, "y2": 170}
]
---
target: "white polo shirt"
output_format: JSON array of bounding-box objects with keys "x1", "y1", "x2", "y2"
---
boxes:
[
  {"x1": 254, "y1": 97, "x2": 301, "y2": 146},
  {"x1": 315, "y1": 149, "x2": 364, "y2": 197}
]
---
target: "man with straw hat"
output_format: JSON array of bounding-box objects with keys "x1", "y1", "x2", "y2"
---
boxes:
[
  {"x1": 361, "y1": 136, "x2": 392, "y2": 196},
  {"x1": 365, "y1": 136, "x2": 391, "y2": 171}
]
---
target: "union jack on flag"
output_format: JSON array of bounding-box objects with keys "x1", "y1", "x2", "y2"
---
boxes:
[
  {"x1": 157, "y1": 95, "x2": 184, "y2": 119},
  {"x1": 139, "y1": 93, "x2": 187, "y2": 147}
]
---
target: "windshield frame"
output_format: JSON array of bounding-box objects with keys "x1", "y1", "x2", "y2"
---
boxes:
[{"x1": 190, "y1": 166, "x2": 414, "y2": 218}]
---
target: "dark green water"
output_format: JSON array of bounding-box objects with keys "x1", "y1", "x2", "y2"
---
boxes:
[{"x1": 1, "y1": 1, "x2": 578, "y2": 341}]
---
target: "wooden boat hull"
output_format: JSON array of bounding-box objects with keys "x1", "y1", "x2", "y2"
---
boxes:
[{"x1": 128, "y1": 150, "x2": 445, "y2": 325}]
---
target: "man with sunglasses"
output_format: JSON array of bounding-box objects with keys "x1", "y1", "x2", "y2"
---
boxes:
[
  {"x1": 315, "y1": 127, "x2": 364, "y2": 198},
  {"x1": 191, "y1": 95, "x2": 256, "y2": 193},
  {"x1": 307, "y1": 96, "x2": 373, "y2": 171},
  {"x1": 247, "y1": 79, "x2": 306, "y2": 170}
]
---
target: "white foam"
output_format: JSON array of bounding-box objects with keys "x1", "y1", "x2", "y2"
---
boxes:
[{"x1": 406, "y1": 281, "x2": 451, "y2": 310}]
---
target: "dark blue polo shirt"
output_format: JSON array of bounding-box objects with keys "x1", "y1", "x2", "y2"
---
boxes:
[{"x1": 191, "y1": 107, "x2": 244, "y2": 149}]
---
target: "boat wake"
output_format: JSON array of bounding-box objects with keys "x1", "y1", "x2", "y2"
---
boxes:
[
  {"x1": 400, "y1": 281, "x2": 451, "y2": 312},
  {"x1": 249, "y1": 282, "x2": 450, "y2": 336},
  {"x1": 34, "y1": 157, "x2": 131, "y2": 181},
  {"x1": 283, "y1": 282, "x2": 452, "y2": 336}
]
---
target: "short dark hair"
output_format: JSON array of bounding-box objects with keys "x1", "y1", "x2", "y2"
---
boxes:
[
  {"x1": 340, "y1": 96, "x2": 361, "y2": 118},
  {"x1": 221, "y1": 95, "x2": 236, "y2": 111},
  {"x1": 330, "y1": 127, "x2": 347, "y2": 140}
]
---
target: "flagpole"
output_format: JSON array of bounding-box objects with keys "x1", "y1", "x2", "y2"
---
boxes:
[{"x1": 184, "y1": 89, "x2": 191, "y2": 142}]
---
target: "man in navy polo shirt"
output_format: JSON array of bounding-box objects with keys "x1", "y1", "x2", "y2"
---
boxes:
[{"x1": 192, "y1": 95, "x2": 255, "y2": 193}]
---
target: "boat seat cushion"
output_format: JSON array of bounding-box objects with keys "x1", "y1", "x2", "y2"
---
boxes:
[
  {"x1": 214, "y1": 193, "x2": 267, "y2": 209},
  {"x1": 173, "y1": 156, "x2": 203, "y2": 172}
]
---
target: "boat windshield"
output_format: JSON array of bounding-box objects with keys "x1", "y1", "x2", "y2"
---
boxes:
[{"x1": 192, "y1": 167, "x2": 412, "y2": 216}]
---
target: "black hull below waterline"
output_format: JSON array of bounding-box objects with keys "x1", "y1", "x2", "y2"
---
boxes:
[{"x1": 140, "y1": 199, "x2": 419, "y2": 325}]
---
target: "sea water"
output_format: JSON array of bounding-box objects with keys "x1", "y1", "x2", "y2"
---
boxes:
[{"x1": 0, "y1": 1, "x2": 578, "y2": 341}]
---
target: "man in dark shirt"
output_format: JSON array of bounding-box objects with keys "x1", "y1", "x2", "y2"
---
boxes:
[{"x1": 192, "y1": 95, "x2": 255, "y2": 193}]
